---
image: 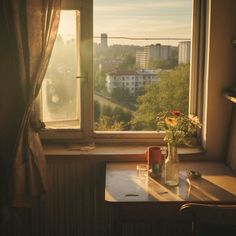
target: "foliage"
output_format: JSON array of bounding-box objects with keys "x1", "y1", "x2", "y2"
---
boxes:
[
  {"x1": 94, "y1": 70, "x2": 106, "y2": 92},
  {"x1": 156, "y1": 111, "x2": 201, "y2": 145},
  {"x1": 148, "y1": 58, "x2": 177, "y2": 70},
  {"x1": 130, "y1": 83, "x2": 161, "y2": 130},
  {"x1": 94, "y1": 116, "x2": 125, "y2": 131},
  {"x1": 148, "y1": 49, "x2": 178, "y2": 70},
  {"x1": 130, "y1": 64, "x2": 190, "y2": 130},
  {"x1": 118, "y1": 55, "x2": 136, "y2": 70},
  {"x1": 157, "y1": 64, "x2": 190, "y2": 113},
  {"x1": 112, "y1": 106, "x2": 132, "y2": 129},
  {"x1": 102, "y1": 104, "x2": 113, "y2": 117},
  {"x1": 94, "y1": 100, "x2": 101, "y2": 122},
  {"x1": 95, "y1": 44, "x2": 142, "y2": 60},
  {"x1": 94, "y1": 103, "x2": 132, "y2": 130}
]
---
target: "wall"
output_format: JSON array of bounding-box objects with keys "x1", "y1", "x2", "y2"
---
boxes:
[
  {"x1": 204, "y1": 0, "x2": 236, "y2": 160},
  {"x1": 227, "y1": 107, "x2": 236, "y2": 170}
]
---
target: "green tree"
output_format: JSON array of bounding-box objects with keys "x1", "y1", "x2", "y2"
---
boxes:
[
  {"x1": 157, "y1": 64, "x2": 189, "y2": 113},
  {"x1": 130, "y1": 83, "x2": 161, "y2": 130},
  {"x1": 94, "y1": 104, "x2": 133, "y2": 131},
  {"x1": 94, "y1": 100, "x2": 101, "y2": 122},
  {"x1": 102, "y1": 104, "x2": 113, "y2": 117},
  {"x1": 148, "y1": 58, "x2": 178, "y2": 70},
  {"x1": 131, "y1": 64, "x2": 190, "y2": 130},
  {"x1": 113, "y1": 106, "x2": 132, "y2": 130},
  {"x1": 118, "y1": 55, "x2": 136, "y2": 70},
  {"x1": 94, "y1": 70, "x2": 106, "y2": 93},
  {"x1": 94, "y1": 116, "x2": 124, "y2": 131}
]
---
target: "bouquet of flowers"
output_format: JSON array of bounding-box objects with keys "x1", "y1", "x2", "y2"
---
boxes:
[{"x1": 156, "y1": 110, "x2": 202, "y2": 146}]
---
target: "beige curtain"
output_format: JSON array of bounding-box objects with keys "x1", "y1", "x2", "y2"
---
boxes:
[{"x1": 1, "y1": 0, "x2": 61, "y2": 207}]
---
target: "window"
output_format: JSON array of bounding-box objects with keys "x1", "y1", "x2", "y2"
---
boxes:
[
  {"x1": 41, "y1": 10, "x2": 80, "y2": 129},
  {"x1": 40, "y1": 0, "x2": 207, "y2": 144}
]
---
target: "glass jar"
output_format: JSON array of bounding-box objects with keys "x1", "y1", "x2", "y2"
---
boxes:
[{"x1": 165, "y1": 143, "x2": 179, "y2": 186}]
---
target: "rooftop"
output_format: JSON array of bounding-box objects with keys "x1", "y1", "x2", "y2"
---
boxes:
[{"x1": 108, "y1": 69, "x2": 157, "y2": 76}]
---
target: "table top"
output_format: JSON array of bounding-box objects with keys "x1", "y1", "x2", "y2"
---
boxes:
[{"x1": 105, "y1": 162, "x2": 236, "y2": 203}]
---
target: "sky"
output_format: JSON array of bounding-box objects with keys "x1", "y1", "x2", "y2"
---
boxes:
[{"x1": 58, "y1": 0, "x2": 192, "y2": 46}]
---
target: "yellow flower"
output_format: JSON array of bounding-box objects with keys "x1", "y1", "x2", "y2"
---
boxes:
[{"x1": 165, "y1": 117, "x2": 177, "y2": 127}]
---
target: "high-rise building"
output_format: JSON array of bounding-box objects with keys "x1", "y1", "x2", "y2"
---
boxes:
[
  {"x1": 146, "y1": 44, "x2": 161, "y2": 61},
  {"x1": 100, "y1": 33, "x2": 108, "y2": 50},
  {"x1": 178, "y1": 41, "x2": 191, "y2": 64},
  {"x1": 136, "y1": 44, "x2": 172, "y2": 69},
  {"x1": 146, "y1": 44, "x2": 171, "y2": 61},
  {"x1": 136, "y1": 50, "x2": 148, "y2": 69},
  {"x1": 160, "y1": 45, "x2": 171, "y2": 61}
]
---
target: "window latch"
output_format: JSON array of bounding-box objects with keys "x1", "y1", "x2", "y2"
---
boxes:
[{"x1": 76, "y1": 73, "x2": 88, "y2": 82}]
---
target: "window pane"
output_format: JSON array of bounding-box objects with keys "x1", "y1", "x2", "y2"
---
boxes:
[
  {"x1": 42, "y1": 11, "x2": 80, "y2": 129},
  {"x1": 93, "y1": 0, "x2": 192, "y2": 131}
]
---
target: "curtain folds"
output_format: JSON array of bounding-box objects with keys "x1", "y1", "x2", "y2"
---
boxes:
[{"x1": 2, "y1": 0, "x2": 61, "y2": 207}]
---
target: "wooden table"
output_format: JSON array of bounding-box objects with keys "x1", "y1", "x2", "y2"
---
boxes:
[{"x1": 105, "y1": 162, "x2": 236, "y2": 235}]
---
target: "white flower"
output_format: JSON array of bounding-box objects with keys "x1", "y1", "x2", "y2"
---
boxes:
[{"x1": 189, "y1": 114, "x2": 201, "y2": 128}]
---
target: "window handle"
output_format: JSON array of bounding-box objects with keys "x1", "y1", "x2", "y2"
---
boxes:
[{"x1": 76, "y1": 73, "x2": 88, "y2": 82}]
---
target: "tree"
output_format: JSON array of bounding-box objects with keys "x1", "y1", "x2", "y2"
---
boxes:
[
  {"x1": 157, "y1": 64, "x2": 189, "y2": 113},
  {"x1": 102, "y1": 104, "x2": 113, "y2": 117},
  {"x1": 94, "y1": 100, "x2": 101, "y2": 122},
  {"x1": 148, "y1": 58, "x2": 177, "y2": 70},
  {"x1": 94, "y1": 116, "x2": 124, "y2": 131},
  {"x1": 94, "y1": 104, "x2": 133, "y2": 131},
  {"x1": 130, "y1": 83, "x2": 161, "y2": 130},
  {"x1": 94, "y1": 70, "x2": 106, "y2": 93},
  {"x1": 112, "y1": 106, "x2": 132, "y2": 130},
  {"x1": 131, "y1": 64, "x2": 190, "y2": 130},
  {"x1": 118, "y1": 55, "x2": 136, "y2": 70}
]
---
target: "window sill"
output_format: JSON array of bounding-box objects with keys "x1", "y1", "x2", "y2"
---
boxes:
[{"x1": 44, "y1": 143, "x2": 205, "y2": 161}]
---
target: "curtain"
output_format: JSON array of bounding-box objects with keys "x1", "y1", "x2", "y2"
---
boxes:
[{"x1": 1, "y1": 0, "x2": 61, "y2": 207}]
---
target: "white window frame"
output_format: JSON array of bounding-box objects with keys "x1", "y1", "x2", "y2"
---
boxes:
[{"x1": 40, "y1": 0, "x2": 208, "y2": 146}]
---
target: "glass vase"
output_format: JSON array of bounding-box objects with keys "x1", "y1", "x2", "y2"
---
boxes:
[{"x1": 165, "y1": 143, "x2": 179, "y2": 186}]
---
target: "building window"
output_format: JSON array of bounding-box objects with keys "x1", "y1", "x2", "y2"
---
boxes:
[{"x1": 40, "y1": 0, "x2": 206, "y2": 144}]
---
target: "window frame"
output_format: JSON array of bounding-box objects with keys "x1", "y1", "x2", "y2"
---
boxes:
[{"x1": 39, "y1": 0, "x2": 207, "y2": 146}]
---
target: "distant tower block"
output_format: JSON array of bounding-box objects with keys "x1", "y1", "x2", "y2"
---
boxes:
[
  {"x1": 178, "y1": 41, "x2": 191, "y2": 64},
  {"x1": 100, "y1": 33, "x2": 108, "y2": 50}
]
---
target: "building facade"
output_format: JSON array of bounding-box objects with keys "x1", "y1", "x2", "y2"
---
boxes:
[
  {"x1": 136, "y1": 44, "x2": 172, "y2": 69},
  {"x1": 106, "y1": 70, "x2": 158, "y2": 96},
  {"x1": 136, "y1": 50, "x2": 148, "y2": 69},
  {"x1": 178, "y1": 41, "x2": 191, "y2": 64}
]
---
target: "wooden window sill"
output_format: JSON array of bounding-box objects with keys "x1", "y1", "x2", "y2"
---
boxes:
[{"x1": 44, "y1": 144, "x2": 205, "y2": 161}]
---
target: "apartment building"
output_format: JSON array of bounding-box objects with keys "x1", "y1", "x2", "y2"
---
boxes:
[
  {"x1": 136, "y1": 50, "x2": 148, "y2": 69},
  {"x1": 106, "y1": 69, "x2": 158, "y2": 96},
  {"x1": 136, "y1": 44, "x2": 172, "y2": 69},
  {"x1": 178, "y1": 41, "x2": 191, "y2": 64}
]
